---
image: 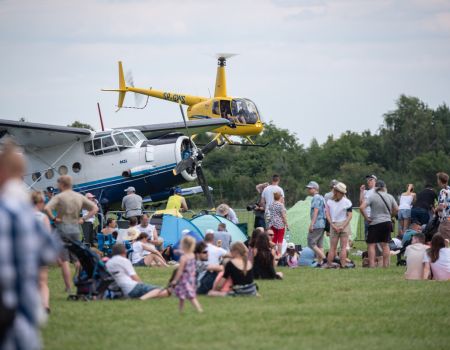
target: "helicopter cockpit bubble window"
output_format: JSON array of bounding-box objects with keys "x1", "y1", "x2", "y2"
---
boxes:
[{"x1": 231, "y1": 99, "x2": 259, "y2": 124}]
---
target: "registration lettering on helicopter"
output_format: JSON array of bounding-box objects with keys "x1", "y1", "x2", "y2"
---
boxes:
[{"x1": 163, "y1": 92, "x2": 186, "y2": 104}]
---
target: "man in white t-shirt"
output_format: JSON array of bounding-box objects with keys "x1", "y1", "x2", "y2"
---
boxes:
[
  {"x1": 261, "y1": 174, "x2": 285, "y2": 226},
  {"x1": 404, "y1": 233, "x2": 428, "y2": 280},
  {"x1": 204, "y1": 232, "x2": 228, "y2": 265},
  {"x1": 359, "y1": 174, "x2": 377, "y2": 240},
  {"x1": 106, "y1": 243, "x2": 169, "y2": 300},
  {"x1": 136, "y1": 214, "x2": 161, "y2": 248}
]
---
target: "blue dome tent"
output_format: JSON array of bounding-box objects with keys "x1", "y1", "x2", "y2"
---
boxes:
[{"x1": 190, "y1": 214, "x2": 248, "y2": 242}]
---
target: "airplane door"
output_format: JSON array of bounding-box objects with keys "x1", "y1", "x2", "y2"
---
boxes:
[{"x1": 145, "y1": 145, "x2": 154, "y2": 162}]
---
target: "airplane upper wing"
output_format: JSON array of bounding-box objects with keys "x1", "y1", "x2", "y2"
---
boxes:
[
  {"x1": 0, "y1": 119, "x2": 92, "y2": 148},
  {"x1": 120, "y1": 118, "x2": 230, "y2": 140}
]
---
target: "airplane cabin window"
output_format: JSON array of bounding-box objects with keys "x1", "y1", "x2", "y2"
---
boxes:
[
  {"x1": 125, "y1": 131, "x2": 139, "y2": 144},
  {"x1": 84, "y1": 141, "x2": 93, "y2": 153},
  {"x1": 32, "y1": 172, "x2": 41, "y2": 182},
  {"x1": 72, "y1": 162, "x2": 81, "y2": 173},
  {"x1": 134, "y1": 131, "x2": 147, "y2": 141},
  {"x1": 113, "y1": 132, "x2": 133, "y2": 148},
  {"x1": 45, "y1": 169, "x2": 54, "y2": 179},
  {"x1": 58, "y1": 165, "x2": 68, "y2": 175}
]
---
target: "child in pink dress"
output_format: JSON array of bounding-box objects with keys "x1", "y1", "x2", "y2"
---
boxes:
[{"x1": 170, "y1": 236, "x2": 203, "y2": 313}]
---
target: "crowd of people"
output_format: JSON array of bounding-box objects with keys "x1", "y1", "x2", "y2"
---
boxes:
[{"x1": 1, "y1": 137, "x2": 449, "y2": 350}]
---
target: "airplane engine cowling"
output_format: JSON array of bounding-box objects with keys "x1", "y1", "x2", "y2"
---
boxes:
[{"x1": 175, "y1": 136, "x2": 197, "y2": 182}]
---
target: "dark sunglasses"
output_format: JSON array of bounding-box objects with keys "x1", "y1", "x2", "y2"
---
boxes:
[{"x1": 201, "y1": 251, "x2": 208, "y2": 254}]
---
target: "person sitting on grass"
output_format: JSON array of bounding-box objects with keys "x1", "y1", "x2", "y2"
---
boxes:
[
  {"x1": 253, "y1": 233, "x2": 283, "y2": 279},
  {"x1": 102, "y1": 218, "x2": 118, "y2": 236},
  {"x1": 106, "y1": 243, "x2": 169, "y2": 300},
  {"x1": 170, "y1": 236, "x2": 203, "y2": 313},
  {"x1": 208, "y1": 242, "x2": 258, "y2": 297},
  {"x1": 404, "y1": 232, "x2": 428, "y2": 280},
  {"x1": 423, "y1": 234, "x2": 450, "y2": 280},
  {"x1": 131, "y1": 233, "x2": 168, "y2": 267},
  {"x1": 248, "y1": 228, "x2": 263, "y2": 263},
  {"x1": 298, "y1": 247, "x2": 319, "y2": 267},
  {"x1": 282, "y1": 242, "x2": 299, "y2": 268},
  {"x1": 194, "y1": 241, "x2": 223, "y2": 295}
]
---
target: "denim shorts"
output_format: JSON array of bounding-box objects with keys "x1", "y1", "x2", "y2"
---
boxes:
[
  {"x1": 128, "y1": 283, "x2": 159, "y2": 298},
  {"x1": 398, "y1": 209, "x2": 411, "y2": 220},
  {"x1": 132, "y1": 259, "x2": 146, "y2": 267}
]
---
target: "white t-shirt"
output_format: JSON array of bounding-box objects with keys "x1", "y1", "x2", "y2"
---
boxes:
[
  {"x1": 404, "y1": 243, "x2": 428, "y2": 280},
  {"x1": 423, "y1": 248, "x2": 450, "y2": 280},
  {"x1": 131, "y1": 241, "x2": 150, "y2": 264},
  {"x1": 326, "y1": 197, "x2": 352, "y2": 222},
  {"x1": 262, "y1": 184, "x2": 284, "y2": 211},
  {"x1": 137, "y1": 224, "x2": 155, "y2": 240},
  {"x1": 206, "y1": 243, "x2": 227, "y2": 265},
  {"x1": 364, "y1": 188, "x2": 375, "y2": 218},
  {"x1": 106, "y1": 255, "x2": 138, "y2": 296}
]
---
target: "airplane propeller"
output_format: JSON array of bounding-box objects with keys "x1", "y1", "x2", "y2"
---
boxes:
[{"x1": 173, "y1": 104, "x2": 218, "y2": 209}]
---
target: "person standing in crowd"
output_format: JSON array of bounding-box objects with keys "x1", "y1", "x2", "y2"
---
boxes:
[
  {"x1": 360, "y1": 180, "x2": 398, "y2": 268},
  {"x1": 261, "y1": 174, "x2": 285, "y2": 226},
  {"x1": 214, "y1": 223, "x2": 232, "y2": 251},
  {"x1": 404, "y1": 232, "x2": 428, "y2": 280},
  {"x1": 422, "y1": 234, "x2": 450, "y2": 280},
  {"x1": 166, "y1": 186, "x2": 188, "y2": 212},
  {"x1": 81, "y1": 193, "x2": 98, "y2": 246},
  {"x1": 121, "y1": 186, "x2": 143, "y2": 221},
  {"x1": 324, "y1": 179, "x2": 338, "y2": 202},
  {"x1": 44, "y1": 175, "x2": 98, "y2": 292},
  {"x1": 254, "y1": 182, "x2": 269, "y2": 229},
  {"x1": 359, "y1": 175, "x2": 377, "y2": 240},
  {"x1": 326, "y1": 182, "x2": 352, "y2": 268},
  {"x1": 31, "y1": 192, "x2": 52, "y2": 314},
  {"x1": 398, "y1": 184, "x2": 415, "y2": 235},
  {"x1": 267, "y1": 192, "x2": 288, "y2": 255},
  {"x1": 411, "y1": 184, "x2": 437, "y2": 225},
  {"x1": 170, "y1": 236, "x2": 203, "y2": 313},
  {"x1": 436, "y1": 172, "x2": 450, "y2": 240},
  {"x1": 306, "y1": 181, "x2": 326, "y2": 264},
  {"x1": 0, "y1": 140, "x2": 58, "y2": 350},
  {"x1": 216, "y1": 203, "x2": 239, "y2": 224},
  {"x1": 106, "y1": 243, "x2": 169, "y2": 300}
]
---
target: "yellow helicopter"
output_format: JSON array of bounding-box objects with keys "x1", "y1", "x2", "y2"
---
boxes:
[{"x1": 102, "y1": 54, "x2": 265, "y2": 145}]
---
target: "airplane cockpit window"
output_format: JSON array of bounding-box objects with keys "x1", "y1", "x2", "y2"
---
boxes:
[
  {"x1": 230, "y1": 99, "x2": 260, "y2": 124},
  {"x1": 84, "y1": 130, "x2": 143, "y2": 156},
  {"x1": 125, "y1": 131, "x2": 139, "y2": 145},
  {"x1": 113, "y1": 132, "x2": 133, "y2": 148}
]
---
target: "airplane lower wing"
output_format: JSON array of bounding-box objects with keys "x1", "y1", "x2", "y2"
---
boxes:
[
  {"x1": 120, "y1": 118, "x2": 230, "y2": 140},
  {"x1": 0, "y1": 119, "x2": 92, "y2": 148}
]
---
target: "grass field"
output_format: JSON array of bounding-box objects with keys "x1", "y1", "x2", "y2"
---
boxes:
[{"x1": 42, "y1": 247, "x2": 450, "y2": 350}]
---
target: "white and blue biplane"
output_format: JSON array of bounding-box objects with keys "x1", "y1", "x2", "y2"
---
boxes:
[{"x1": 0, "y1": 118, "x2": 229, "y2": 206}]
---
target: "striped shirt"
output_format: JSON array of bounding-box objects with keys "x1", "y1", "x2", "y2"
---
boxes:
[{"x1": 0, "y1": 180, "x2": 59, "y2": 350}]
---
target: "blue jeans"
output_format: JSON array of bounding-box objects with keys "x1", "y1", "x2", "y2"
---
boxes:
[{"x1": 128, "y1": 283, "x2": 159, "y2": 298}]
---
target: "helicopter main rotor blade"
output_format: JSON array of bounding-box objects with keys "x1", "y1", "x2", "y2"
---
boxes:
[{"x1": 196, "y1": 166, "x2": 214, "y2": 210}]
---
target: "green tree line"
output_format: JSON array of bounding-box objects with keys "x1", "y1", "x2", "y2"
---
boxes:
[{"x1": 189, "y1": 95, "x2": 450, "y2": 208}]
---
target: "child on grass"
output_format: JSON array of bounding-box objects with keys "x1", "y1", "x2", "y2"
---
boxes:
[
  {"x1": 170, "y1": 236, "x2": 203, "y2": 313},
  {"x1": 284, "y1": 242, "x2": 299, "y2": 268}
]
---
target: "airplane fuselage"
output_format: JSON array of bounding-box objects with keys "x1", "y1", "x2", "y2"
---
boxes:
[{"x1": 24, "y1": 129, "x2": 195, "y2": 205}]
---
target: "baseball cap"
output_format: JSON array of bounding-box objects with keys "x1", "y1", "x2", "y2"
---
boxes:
[
  {"x1": 174, "y1": 187, "x2": 182, "y2": 194},
  {"x1": 306, "y1": 181, "x2": 319, "y2": 189},
  {"x1": 181, "y1": 229, "x2": 191, "y2": 235},
  {"x1": 287, "y1": 242, "x2": 295, "y2": 249},
  {"x1": 375, "y1": 180, "x2": 386, "y2": 188},
  {"x1": 206, "y1": 229, "x2": 215, "y2": 234},
  {"x1": 46, "y1": 186, "x2": 55, "y2": 193},
  {"x1": 124, "y1": 186, "x2": 136, "y2": 192},
  {"x1": 365, "y1": 174, "x2": 377, "y2": 181}
]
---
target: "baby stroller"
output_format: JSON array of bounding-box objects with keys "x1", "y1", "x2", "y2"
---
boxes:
[{"x1": 64, "y1": 238, "x2": 115, "y2": 301}]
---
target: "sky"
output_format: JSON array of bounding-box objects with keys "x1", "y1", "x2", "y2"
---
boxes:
[{"x1": 0, "y1": 0, "x2": 449, "y2": 145}]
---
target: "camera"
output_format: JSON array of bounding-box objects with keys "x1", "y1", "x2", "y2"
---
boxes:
[{"x1": 246, "y1": 203, "x2": 258, "y2": 211}]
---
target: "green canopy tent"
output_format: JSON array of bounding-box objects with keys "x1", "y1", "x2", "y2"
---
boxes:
[{"x1": 287, "y1": 196, "x2": 360, "y2": 249}]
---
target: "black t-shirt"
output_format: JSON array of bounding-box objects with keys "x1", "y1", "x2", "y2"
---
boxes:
[
  {"x1": 223, "y1": 261, "x2": 254, "y2": 285},
  {"x1": 413, "y1": 188, "x2": 437, "y2": 210}
]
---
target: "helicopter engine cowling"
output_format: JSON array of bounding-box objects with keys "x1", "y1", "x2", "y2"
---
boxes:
[{"x1": 175, "y1": 136, "x2": 197, "y2": 182}]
